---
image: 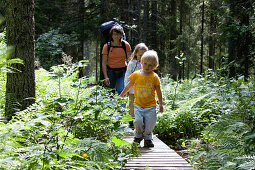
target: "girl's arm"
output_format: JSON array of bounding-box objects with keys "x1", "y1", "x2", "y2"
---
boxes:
[
  {"x1": 124, "y1": 61, "x2": 134, "y2": 86},
  {"x1": 155, "y1": 85, "x2": 163, "y2": 112},
  {"x1": 119, "y1": 81, "x2": 134, "y2": 97}
]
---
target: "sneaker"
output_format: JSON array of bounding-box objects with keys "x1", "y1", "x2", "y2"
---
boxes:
[
  {"x1": 129, "y1": 121, "x2": 134, "y2": 128},
  {"x1": 133, "y1": 137, "x2": 143, "y2": 145},
  {"x1": 144, "y1": 140, "x2": 154, "y2": 147}
]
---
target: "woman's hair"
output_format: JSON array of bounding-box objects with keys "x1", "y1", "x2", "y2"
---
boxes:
[
  {"x1": 141, "y1": 50, "x2": 159, "y2": 68},
  {"x1": 109, "y1": 25, "x2": 123, "y2": 41},
  {"x1": 131, "y1": 43, "x2": 149, "y2": 61}
]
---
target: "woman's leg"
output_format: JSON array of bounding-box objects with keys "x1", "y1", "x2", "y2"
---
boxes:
[
  {"x1": 107, "y1": 69, "x2": 117, "y2": 92},
  {"x1": 116, "y1": 69, "x2": 126, "y2": 95}
]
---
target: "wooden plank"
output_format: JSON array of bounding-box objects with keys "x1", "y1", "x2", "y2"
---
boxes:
[
  {"x1": 125, "y1": 163, "x2": 193, "y2": 167},
  {"x1": 123, "y1": 134, "x2": 195, "y2": 170},
  {"x1": 128, "y1": 159, "x2": 188, "y2": 163},
  {"x1": 131, "y1": 157, "x2": 185, "y2": 160},
  {"x1": 123, "y1": 167, "x2": 194, "y2": 170}
]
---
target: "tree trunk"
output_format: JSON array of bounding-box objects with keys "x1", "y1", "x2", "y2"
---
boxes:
[
  {"x1": 239, "y1": 0, "x2": 252, "y2": 81},
  {"x1": 5, "y1": 0, "x2": 35, "y2": 120},
  {"x1": 78, "y1": 0, "x2": 86, "y2": 78},
  {"x1": 150, "y1": 0, "x2": 158, "y2": 50},
  {"x1": 133, "y1": 0, "x2": 140, "y2": 46},
  {"x1": 169, "y1": 0, "x2": 178, "y2": 80},
  {"x1": 179, "y1": 0, "x2": 185, "y2": 80},
  {"x1": 208, "y1": 0, "x2": 216, "y2": 70},
  {"x1": 142, "y1": 0, "x2": 149, "y2": 44},
  {"x1": 200, "y1": 0, "x2": 204, "y2": 75}
]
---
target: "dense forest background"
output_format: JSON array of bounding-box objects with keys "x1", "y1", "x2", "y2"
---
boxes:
[
  {"x1": 1, "y1": 0, "x2": 254, "y2": 80},
  {"x1": 0, "y1": 0, "x2": 255, "y2": 169}
]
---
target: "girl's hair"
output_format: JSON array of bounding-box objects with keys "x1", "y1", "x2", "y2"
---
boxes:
[
  {"x1": 131, "y1": 43, "x2": 149, "y2": 61},
  {"x1": 109, "y1": 25, "x2": 123, "y2": 41},
  {"x1": 141, "y1": 50, "x2": 159, "y2": 68}
]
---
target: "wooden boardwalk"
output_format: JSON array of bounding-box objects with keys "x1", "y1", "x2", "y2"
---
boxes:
[{"x1": 123, "y1": 135, "x2": 195, "y2": 170}]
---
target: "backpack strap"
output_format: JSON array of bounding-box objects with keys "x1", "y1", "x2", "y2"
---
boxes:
[
  {"x1": 107, "y1": 41, "x2": 111, "y2": 55},
  {"x1": 106, "y1": 41, "x2": 127, "y2": 61}
]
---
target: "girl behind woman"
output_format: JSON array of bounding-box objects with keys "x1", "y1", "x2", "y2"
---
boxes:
[{"x1": 124, "y1": 43, "x2": 148, "y2": 127}]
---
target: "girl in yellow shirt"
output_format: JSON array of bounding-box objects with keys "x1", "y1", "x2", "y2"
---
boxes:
[{"x1": 120, "y1": 50, "x2": 163, "y2": 147}]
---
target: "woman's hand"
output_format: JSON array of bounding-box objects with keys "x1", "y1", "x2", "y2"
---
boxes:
[{"x1": 104, "y1": 78, "x2": 110, "y2": 86}]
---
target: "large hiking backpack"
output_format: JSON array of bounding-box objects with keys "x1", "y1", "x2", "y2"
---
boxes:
[{"x1": 99, "y1": 21, "x2": 127, "y2": 80}]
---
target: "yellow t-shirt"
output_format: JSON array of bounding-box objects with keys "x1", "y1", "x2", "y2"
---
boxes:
[{"x1": 129, "y1": 70, "x2": 160, "y2": 108}]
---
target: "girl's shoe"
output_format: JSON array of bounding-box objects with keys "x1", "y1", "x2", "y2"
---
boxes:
[
  {"x1": 144, "y1": 140, "x2": 154, "y2": 147},
  {"x1": 133, "y1": 137, "x2": 143, "y2": 147},
  {"x1": 133, "y1": 137, "x2": 143, "y2": 144},
  {"x1": 129, "y1": 121, "x2": 134, "y2": 128}
]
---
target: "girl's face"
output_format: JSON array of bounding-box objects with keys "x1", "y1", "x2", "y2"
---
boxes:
[
  {"x1": 112, "y1": 31, "x2": 122, "y2": 42},
  {"x1": 141, "y1": 59, "x2": 156, "y2": 74},
  {"x1": 136, "y1": 50, "x2": 146, "y2": 61}
]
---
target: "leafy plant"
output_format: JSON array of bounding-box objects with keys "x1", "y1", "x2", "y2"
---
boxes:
[
  {"x1": 35, "y1": 29, "x2": 79, "y2": 70},
  {"x1": 189, "y1": 76, "x2": 255, "y2": 169},
  {"x1": 0, "y1": 63, "x2": 138, "y2": 169}
]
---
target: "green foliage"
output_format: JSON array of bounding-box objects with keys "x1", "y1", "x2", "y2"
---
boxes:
[
  {"x1": 0, "y1": 30, "x2": 24, "y2": 119},
  {"x1": 0, "y1": 32, "x2": 23, "y2": 73},
  {"x1": 0, "y1": 65, "x2": 137, "y2": 169},
  {"x1": 1, "y1": 59, "x2": 255, "y2": 169},
  {"x1": 35, "y1": 29, "x2": 79, "y2": 70},
  {"x1": 192, "y1": 77, "x2": 255, "y2": 169},
  {"x1": 155, "y1": 74, "x2": 255, "y2": 169},
  {"x1": 155, "y1": 75, "x2": 219, "y2": 148}
]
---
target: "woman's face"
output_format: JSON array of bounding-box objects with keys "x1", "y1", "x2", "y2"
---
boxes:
[
  {"x1": 112, "y1": 31, "x2": 122, "y2": 41},
  {"x1": 136, "y1": 50, "x2": 146, "y2": 61}
]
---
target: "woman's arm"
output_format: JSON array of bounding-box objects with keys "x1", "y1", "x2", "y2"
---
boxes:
[
  {"x1": 124, "y1": 41, "x2": 132, "y2": 62},
  {"x1": 102, "y1": 54, "x2": 110, "y2": 86},
  {"x1": 127, "y1": 51, "x2": 132, "y2": 62},
  {"x1": 155, "y1": 85, "x2": 163, "y2": 112}
]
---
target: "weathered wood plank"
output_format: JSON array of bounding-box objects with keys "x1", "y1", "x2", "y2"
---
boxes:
[
  {"x1": 125, "y1": 163, "x2": 193, "y2": 167},
  {"x1": 123, "y1": 167, "x2": 194, "y2": 170},
  {"x1": 123, "y1": 134, "x2": 194, "y2": 170},
  {"x1": 128, "y1": 159, "x2": 188, "y2": 163}
]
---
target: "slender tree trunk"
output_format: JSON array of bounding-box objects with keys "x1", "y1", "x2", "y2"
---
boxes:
[
  {"x1": 179, "y1": 0, "x2": 185, "y2": 80},
  {"x1": 5, "y1": 0, "x2": 35, "y2": 120},
  {"x1": 96, "y1": 40, "x2": 99, "y2": 83},
  {"x1": 84, "y1": 41, "x2": 90, "y2": 77},
  {"x1": 169, "y1": 0, "x2": 178, "y2": 80},
  {"x1": 208, "y1": 0, "x2": 216, "y2": 70},
  {"x1": 78, "y1": 0, "x2": 85, "y2": 78},
  {"x1": 228, "y1": 3, "x2": 237, "y2": 78},
  {"x1": 150, "y1": 0, "x2": 158, "y2": 50},
  {"x1": 200, "y1": 0, "x2": 204, "y2": 75},
  {"x1": 142, "y1": 0, "x2": 149, "y2": 44},
  {"x1": 239, "y1": 0, "x2": 252, "y2": 81},
  {"x1": 133, "y1": 0, "x2": 140, "y2": 46}
]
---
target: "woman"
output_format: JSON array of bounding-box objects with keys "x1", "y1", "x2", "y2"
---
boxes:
[{"x1": 101, "y1": 25, "x2": 131, "y2": 95}]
